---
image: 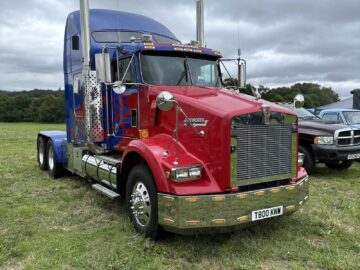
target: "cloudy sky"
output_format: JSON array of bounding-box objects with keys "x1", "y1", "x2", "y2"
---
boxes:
[{"x1": 0, "y1": 0, "x2": 359, "y2": 98}]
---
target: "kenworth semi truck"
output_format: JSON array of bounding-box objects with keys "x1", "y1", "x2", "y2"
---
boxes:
[{"x1": 36, "y1": 0, "x2": 309, "y2": 239}]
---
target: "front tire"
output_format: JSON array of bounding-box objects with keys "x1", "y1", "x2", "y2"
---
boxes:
[
  {"x1": 37, "y1": 136, "x2": 47, "y2": 171},
  {"x1": 299, "y1": 145, "x2": 315, "y2": 175},
  {"x1": 46, "y1": 140, "x2": 63, "y2": 179},
  {"x1": 325, "y1": 160, "x2": 353, "y2": 170},
  {"x1": 126, "y1": 165, "x2": 161, "y2": 240}
]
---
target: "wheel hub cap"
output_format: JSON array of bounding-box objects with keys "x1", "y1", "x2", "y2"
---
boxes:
[{"x1": 130, "y1": 182, "x2": 151, "y2": 227}]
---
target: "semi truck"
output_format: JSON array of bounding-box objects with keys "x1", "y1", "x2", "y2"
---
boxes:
[{"x1": 36, "y1": 0, "x2": 309, "y2": 239}]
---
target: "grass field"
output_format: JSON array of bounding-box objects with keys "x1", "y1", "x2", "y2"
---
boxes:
[{"x1": 0, "y1": 123, "x2": 359, "y2": 270}]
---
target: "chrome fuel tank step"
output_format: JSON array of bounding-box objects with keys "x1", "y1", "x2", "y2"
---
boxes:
[{"x1": 92, "y1": 184, "x2": 120, "y2": 199}]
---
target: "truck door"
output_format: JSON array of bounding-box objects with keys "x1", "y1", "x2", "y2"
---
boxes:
[
  {"x1": 69, "y1": 33, "x2": 87, "y2": 143},
  {"x1": 112, "y1": 57, "x2": 139, "y2": 147}
]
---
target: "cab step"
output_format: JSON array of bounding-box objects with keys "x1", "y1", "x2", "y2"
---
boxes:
[{"x1": 92, "y1": 183, "x2": 120, "y2": 199}]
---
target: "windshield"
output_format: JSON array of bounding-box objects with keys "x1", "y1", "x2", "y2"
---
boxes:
[
  {"x1": 279, "y1": 104, "x2": 318, "y2": 119},
  {"x1": 140, "y1": 53, "x2": 222, "y2": 86},
  {"x1": 343, "y1": 111, "x2": 360, "y2": 124}
]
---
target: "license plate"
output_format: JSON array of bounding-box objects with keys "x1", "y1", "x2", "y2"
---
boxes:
[
  {"x1": 348, "y1": 153, "x2": 360, "y2": 160},
  {"x1": 252, "y1": 206, "x2": 283, "y2": 221}
]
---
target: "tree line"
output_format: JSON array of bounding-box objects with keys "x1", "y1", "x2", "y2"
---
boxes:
[
  {"x1": 0, "y1": 82, "x2": 340, "y2": 123},
  {"x1": 0, "y1": 89, "x2": 65, "y2": 123},
  {"x1": 224, "y1": 79, "x2": 340, "y2": 108}
]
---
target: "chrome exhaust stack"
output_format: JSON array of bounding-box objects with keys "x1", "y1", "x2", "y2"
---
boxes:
[
  {"x1": 80, "y1": 0, "x2": 90, "y2": 68},
  {"x1": 79, "y1": 0, "x2": 105, "y2": 153},
  {"x1": 196, "y1": 0, "x2": 204, "y2": 47}
]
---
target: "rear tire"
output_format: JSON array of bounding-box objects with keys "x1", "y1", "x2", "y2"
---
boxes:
[
  {"x1": 37, "y1": 136, "x2": 47, "y2": 171},
  {"x1": 299, "y1": 145, "x2": 315, "y2": 175},
  {"x1": 325, "y1": 160, "x2": 353, "y2": 170},
  {"x1": 46, "y1": 140, "x2": 63, "y2": 179},
  {"x1": 126, "y1": 165, "x2": 161, "y2": 240}
]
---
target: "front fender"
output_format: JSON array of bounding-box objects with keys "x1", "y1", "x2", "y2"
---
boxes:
[
  {"x1": 122, "y1": 133, "x2": 222, "y2": 195},
  {"x1": 122, "y1": 134, "x2": 171, "y2": 193}
]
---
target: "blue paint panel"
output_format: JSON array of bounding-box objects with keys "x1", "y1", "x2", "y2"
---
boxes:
[
  {"x1": 39, "y1": 131, "x2": 67, "y2": 163},
  {"x1": 65, "y1": 9, "x2": 178, "y2": 40}
]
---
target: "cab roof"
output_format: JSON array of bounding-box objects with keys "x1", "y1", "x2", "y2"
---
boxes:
[
  {"x1": 65, "y1": 9, "x2": 178, "y2": 41},
  {"x1": 65, "y1": 9, "x2": 222, "y2": 59}
]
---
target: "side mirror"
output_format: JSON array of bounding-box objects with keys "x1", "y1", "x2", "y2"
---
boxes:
[
  {"x1": 294, "y1": 94, "x2": 305, "y2": 108},
  {"x1": 156, "y1": 91, "x2": 175, "y2": 111},
  {"x1": 95, "y1": 52, "x2": 112, "y2": 83}
]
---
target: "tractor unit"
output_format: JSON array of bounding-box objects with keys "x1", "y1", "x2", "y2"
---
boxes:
[{"x1": 37, "y1": 0, "x2": 309, "y2": 239}]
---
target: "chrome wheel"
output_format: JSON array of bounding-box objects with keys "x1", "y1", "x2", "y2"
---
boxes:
[
  {"x1": 46, "y1": 140, "x2": 63, "y2": 179},
  {"x1": 48, "y1": 145, "x2": 54, "y2": 171},
  {"x1": 38, "y1": 143, "x2": 44, "y2": 165},
  {"x1": 130, "y1": 181, "x2": 151, "y2": 227}
]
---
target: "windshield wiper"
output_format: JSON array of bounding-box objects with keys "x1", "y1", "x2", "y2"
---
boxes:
[
  {"x1": 176, "y1": 70, "x2": 186, "y2": 85},
  {"x1": 176, "y1": 58, "x2": 193, "y2": 85},
  {"x1": 184, "y1": 57, "x2": 193, "y2": 85}
]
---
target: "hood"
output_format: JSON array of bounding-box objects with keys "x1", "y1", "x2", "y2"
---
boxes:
[
  {"x1": 299, "y1": 118, "x2": 351, "y2": 135},
  {"x1": 146, "y1": 85, "x2": 298, "y2": 194},
  {"x1": 150, "y1": 85, "x2": 295, "y2": 118}
]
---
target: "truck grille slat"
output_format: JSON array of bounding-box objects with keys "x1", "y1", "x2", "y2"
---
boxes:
[{"x1": 236, "y1": 125, "x2": 292, "y2": 181}]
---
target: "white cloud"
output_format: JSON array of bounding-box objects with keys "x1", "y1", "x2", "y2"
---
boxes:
[{"x1": 0, "y1": 0, "x2": 359, "y2": 97}]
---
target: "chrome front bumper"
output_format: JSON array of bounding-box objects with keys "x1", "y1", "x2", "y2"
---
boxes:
[{"x1": 158, "y1": 176, "x2": 309, "y2": 234}]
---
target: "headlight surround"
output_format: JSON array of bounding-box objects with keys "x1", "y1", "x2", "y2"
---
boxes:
[
  {"x1": 171, "y1": 165, "x2": 202, "y2": 182},
  {"x1": 314, "y1": 136, "x2": 334, "y2": 145}
]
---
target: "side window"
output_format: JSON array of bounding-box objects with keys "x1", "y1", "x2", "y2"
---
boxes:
[
  {"x1": 115, "y1": 58, "x2": 136, "y2": 83},
  {"x1": 71, "y1": 35, "x2": 79, "y2": 50},
  {"x1": 198, "y1": 64, "x2": 216, "y2": 85}
]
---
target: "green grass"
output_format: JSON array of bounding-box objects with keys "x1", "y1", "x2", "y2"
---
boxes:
[{"x1": 0, "y1": 122, "x2": 359, "y2": 270}]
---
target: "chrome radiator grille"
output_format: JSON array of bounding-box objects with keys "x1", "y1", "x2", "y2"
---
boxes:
[{"x1": 236, "y1": 124, "x2": 292, "y2": 183}]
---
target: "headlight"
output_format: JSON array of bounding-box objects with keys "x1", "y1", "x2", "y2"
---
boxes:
[
  {"x1": 314, "y1": 136, "x2": 334, "y2": 145},
  {"x1": 298, "y1": 152, "x2": 305, "y2": 167},
  {"x1": 171, "y1": 165, "x2": 202, "y2": 182}
]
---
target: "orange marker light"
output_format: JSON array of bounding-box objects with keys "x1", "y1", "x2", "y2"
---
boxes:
[
  {"x1": 237, "y1": 194, "x2": 247, "y2": 200},
  {"x1": 163, "y1": 218, "x2": 175, "y2": 224},
  {"x1": 212, "y1": 219, "x2": 226, "y2": 225},
  {"x1": 237, "y1": 216, "x2": 248, "y2": 222},
  {"x1": 186, "y1": 220, "x2": 200, "y2": 226},
  {"x1": 185, "y1": 197, "x2": 199, "y2": 203},
  {"x1": 254, "y1": 191, "x2": 265, "y2": 196},
  {"x1": 139, "y1": 129, "x2": 149, "y2": 139}
]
